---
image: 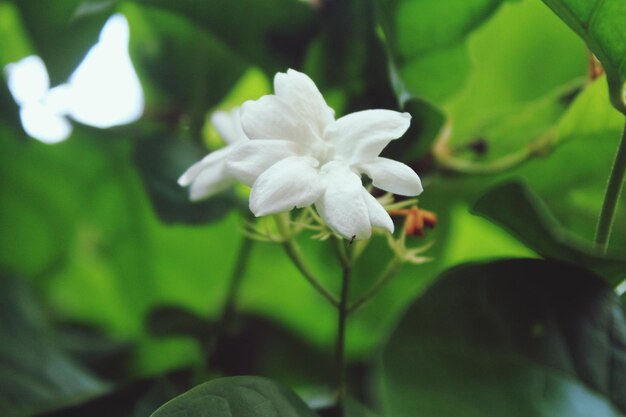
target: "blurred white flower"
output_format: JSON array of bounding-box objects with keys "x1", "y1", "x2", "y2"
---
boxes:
[
  {"x1": 3, "y1": 14, "x2": 143, "y2": 143},
  {"x1": 65, "y1": 13, "x2": 144, "y2": 128},
  {"x1": 230, "y1": 69, "x2": 422, "y2": 240},
  {"x1": 4, "y1": 56, "x2": 71, "y2": 144},
  {"x1": 178, "y1": 108, "x2": 249, "y2": 200}
]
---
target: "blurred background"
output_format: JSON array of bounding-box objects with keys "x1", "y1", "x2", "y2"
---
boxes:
[{"x1": 1, "y1": 0, "x2": 625, "y2": 416}]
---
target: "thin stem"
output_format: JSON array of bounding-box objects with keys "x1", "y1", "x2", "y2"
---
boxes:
[
  {"x1": 220, "y1": 235, "x2": 255, "y2": 324},
  {"x1": 274, "y1": 214, "x2": 339, "y2": 306},
  {"x1": 335, "y1": 262, "x2": 351, "y2": 403},
  {"x1": 348, "y1": 256, "x2": 403, "y2": 315},
  {"x1": 595, "y1": 121, "x2": 626, "y2": 252}
]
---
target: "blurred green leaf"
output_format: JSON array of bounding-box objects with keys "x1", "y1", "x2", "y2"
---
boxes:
[
  {"x1": 557, "y1": 75, "x2": 624, "y2": 142},
  {"x1": 541, "y1": 0, "x2": 626, "y2": 113},
  {"x1": 377, "y1": 0, "x2": 508, "y2": 104},
  {"x1": 37, "y1": 369, "x2": 192, "y2": 417},
  {"x1": 150, "y1": 376, "x2": 318, "y2": 417},
  {"x1": 472, "y1": 182, "x2": 626, "y2": 286},
  {"x1": 133, "y1": 136, "x2": 239, "y2": 225},
  {"x1": 0, "y1": 275, "x2": 107, "y2": 417},
  {"x1": 146, "y1": 306, "x2": 333, "y2": 387},
  {"x1": 123, "y1": 4, "x2": 247, "y2": 135},
  {"x1": 122, "y1": 0, "x2": 317, "y2": 74},
  {"x1": 379, "y1": 259, "x2": 626, "y2": 417}
]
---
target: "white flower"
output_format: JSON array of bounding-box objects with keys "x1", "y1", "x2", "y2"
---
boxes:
[
  {"x1": 178, "y1": 108, "x2": 249, "y2": 201},
  {"x1": 229, "y1": 69, "x2": 423, "y2": 240}
]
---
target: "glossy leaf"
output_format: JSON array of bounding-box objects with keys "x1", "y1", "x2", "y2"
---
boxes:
[
  {"x1": 541, "y1": 0, "x2": 626, "y2": 113},
  {"x1": 150, "y1": 376, "x2": 318, "y2": 417},
  {"x1": 472, "y1": 182, "x2": 626, "y2": 286},
  {"x1": 379, "y1": 259, "x2": 626, "y2": 417}
]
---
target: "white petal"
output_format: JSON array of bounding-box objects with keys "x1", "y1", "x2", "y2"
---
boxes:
[
  {"x1": 274, "y1": 69, "x2": 334, "y2": 136},
  {"x1": 5, "y1": 55, "x2": 50, "y2": 105},
  {"x1": 19, "y1": 103, "x2": 72, "y2": 144},
  {"x1": 189, "y1": 163, "x2": 234, "y2": 201},
  {"x1": 226, "y1": 140, "x2": 301, "y2": 186},
  {"x1": 67, "y1": 14, "x2": 143, "y2": 128},
  {"x1": 178, "y1": 147, "x2": 231, "y2": 186},
  {"x1": 211, "y1": 108, "x2": 247, "y2": 145},
  {"x1": 240, "y1": 95, "x2": 319, "y2": 146},
  {"x1": 315, "y1": 162, "x2": 371, "y2": 240},
  {"x1": 359, "y1": 157, "x2": 423, "y2": 196},
  {"x1": 250, "y1": 156, "x2": 324, "y2": 216},
  {"x1": 361, "y1": 190, "x2": 394, "y2": 233},
  {"x1": 325, "y1": 110, "x2": 411, "y2": 162}
]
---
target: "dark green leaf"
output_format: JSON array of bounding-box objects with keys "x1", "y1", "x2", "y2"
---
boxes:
[
  {"x1": 146, "y1": 305, "x2": 215, "y2": 342},
  {"x1": 379, "y1": 259, "x2": 626, "y2": 417},
  {"x1": 541, "y1": 0, "x2": 626, "y2": 113},
  {"x1": 37, "y1": 369, "x2": 192, "y2": 417},
  {"x1": 0, "y1": 275, "x2": 107, "y2": 417},
  {"x1": 150, "y1": 376, "x2": 318, "y2": 417},
  {"x1": 125, "y1": 0, "x2": 317, "y2": 73},
  {"x1": 133, "y1": 137, "x2": 239, "y2": 225},
  {"x1": 472, "y1": 181, "x2": 626, "y2": 286}
]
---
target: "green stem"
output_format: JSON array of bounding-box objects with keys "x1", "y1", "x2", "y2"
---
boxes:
[
  {"x1": 220, "y1": 235, "x2": 254, "y2": 324},
  {"x1": 595, "y1": 121, "x2": 626, "y2": 252},
  {"x1": 348, "y1": 256, "x2": 403, "y2": 315},
  {"x1": 335, "y1": 261, "x2": 351, "y2": 403},
  {"x1": 274, "y1": 214, "x2": 339, "y2": 306}
]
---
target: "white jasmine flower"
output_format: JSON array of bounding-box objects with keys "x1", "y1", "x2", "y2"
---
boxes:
[
  {"x1": 230, "y1": 69, "x2": 423, "y2": 240},
  {"x1": 178, "y1": 108, "x2": 249, "y2": 201}
]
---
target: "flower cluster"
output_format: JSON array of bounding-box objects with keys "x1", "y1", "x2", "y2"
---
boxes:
[{"x1": 179, "y1": 69, "x2": 422, "y2": 240}]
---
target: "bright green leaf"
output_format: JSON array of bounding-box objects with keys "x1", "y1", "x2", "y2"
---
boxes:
[
  {"x1": 150, "y1": 376, "x2": 318, "y2": 417},
  {"x1": 379, "y1": 259, "x2": 626, "y2": 417},
  {"x1": 541, "y1": 0, "x2": 626, "y2": 113},
  {"x1": 378, "y1": 0, "x2": 507, "y2": 104},
  {"x1": 472, "y1": 182, "x2": 626, "y2": 286}
]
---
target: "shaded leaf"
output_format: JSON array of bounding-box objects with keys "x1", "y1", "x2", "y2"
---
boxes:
[
  {"x1": 379, "y1": 258, "x2": 626, "y2": 417},
  {"x1": 0, "y1": 275, "x2": 107, "y2": 417},
  {"x1": 150, "y1": 376, "x2": 318, "y2": 417},
  {"x1": 472, "y1": 181, "x2": 626, "y2": 286},
  {"x1": 126, "y1": 0, "x2": 317, "y2": 73},
  {"x1": 37, "y1": 369, "x2": 192, "y2": 417},
  {"x1": 541, "y1": 0, "x2": 626, "y2": 113}
]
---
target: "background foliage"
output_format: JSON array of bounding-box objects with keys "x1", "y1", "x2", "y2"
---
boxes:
[{"x1": 1, "y1": 0, "x2": 625, "y2": 416}]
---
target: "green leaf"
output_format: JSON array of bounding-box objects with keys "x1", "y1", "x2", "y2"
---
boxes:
[
  {"x1": 0, "y1": 275, "x2": 107, "y2": 417},
  {"x1": 472, "y1": 182, "x2": 626, "y2": 286},
  {"x1": 122, "y1": 0, "x2": 316, "y2": 73},
  {"x1": 150, "y1": 376, "x2": 318, "y2": 417},
  {"x1": 378, "y1": 0, "x2": 508, "y2": 104},
  {"x1": 541, "y1": 0, "x2": 626, "y2": 114},
  {"x1": 123, "y1": 4, "x2": 247, "y2": 132},
  {"x1": 379, "y1": 259, "x2": 626, "y2": 417}
]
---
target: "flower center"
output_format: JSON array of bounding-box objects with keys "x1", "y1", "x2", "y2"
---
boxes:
[{"x1": 310, "y1": 139, "x2": 332, "y2": 165}]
